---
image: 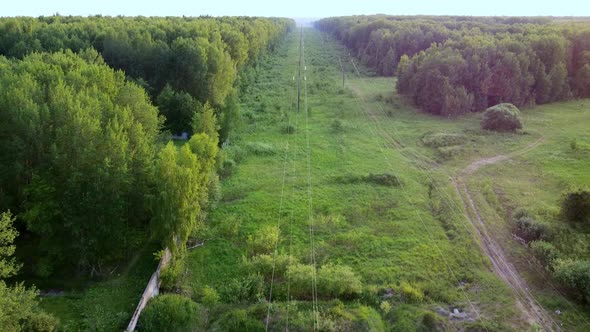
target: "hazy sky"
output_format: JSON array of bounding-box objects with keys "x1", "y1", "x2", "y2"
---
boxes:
[{"x1": 2, "y1": 0, "x2": 590, "y2": 18}]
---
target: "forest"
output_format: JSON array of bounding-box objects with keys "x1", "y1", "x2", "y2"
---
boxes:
[
  {"x1": 316, "y1": 16, "x2": 590, "y2": 116},
  {"x1": 0, "y1": 15, "x2": 293, "y2": 330}
]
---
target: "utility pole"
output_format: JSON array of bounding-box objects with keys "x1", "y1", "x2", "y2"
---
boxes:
[
  {"x1": 338, "y1": 58, "x2": 345, "y2": 88},
  {"x1": 297, "y1": 28, "x2": 302, "y2": 112}
]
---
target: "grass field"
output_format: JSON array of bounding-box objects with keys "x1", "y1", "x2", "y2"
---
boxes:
[{"x1": 172, "y1": 28, "x2": 590, "y2": 331}]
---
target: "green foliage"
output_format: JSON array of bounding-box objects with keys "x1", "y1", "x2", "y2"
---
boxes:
[
  {"x1": 160, "y1": 258, "x2": 186, "y2": 291},
  {"x1": 0, "y1": 211, "x2": 57, "y2": 332},
  {"x1": 157, "y1": 84, "x2": 202, "y2": 135},
  {"x1": 399, "y1": 282, "x2": 424, "y2": 303},
  {"x1": 216, "y1": 308, "x2": 264, "y2": 331},
  {"x1": 0, "y1": 211, "x2": 19, "y2": 279},
  {"x1": 218, "y1": 274, "x2": 265, "y2": 303},
  {"x1": 245, "y1": 142, "x2": 276, "y2": 156},
  {"x1": 512, "y1": 216, "x2": 549, "y2": 243},
  {"x1": 246, "y1": 225, "x2": 278, "y2": 256},
  {"x1": 138, "y1": 294, "x2": 202, "y2": 332},
  {"x1": 422, "y1": 132, "x2": 466, "y2": 148},
  {"x1": 319, "y1": 16, "x2": 590, "y2": 115},
  {"x1": 529, "y1": 240, "x2": 558, "y2": 268},
  {"x1": 0, "y1": 50, "x2": 161, "y2": 273},
  {"x1": 418, "y1": 311, "x2": 446, "y2": 332},
  {"x1": 281, "y1": 123, "x2": 296, "y2": 134},
  {"x1": 201, "y1": 285, "x2": 220, "y2": 307},
  {"x1": 331, "y1": 119, "x2": 344, "y2": 132},
  {"x1": 481, "y1": 103, "x2": 523, "y2": 132},
  {"x1": 561, "y1": 189, "x2": 590, "y2": 223},
  {"x1": 317, "y1": 263, "x2": 363, "y2": 298},
  {"x1": 192, "y1": 102, "x2": 219, "y2": 141},
  {"x1": 333, "y1": 173, "x2": 401, "y2": 187},
  {"x1": 0, "y1": 282, "x2": 58, "y2": 332},
  {"x1": 553, "y1": 259, "x2": 590, "y2": 303}
]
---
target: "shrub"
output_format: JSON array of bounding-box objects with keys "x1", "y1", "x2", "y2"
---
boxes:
[
  {"x1": 248, "y1": 253, "x2": 295, "y2": 280},
  {"x1": 317, "y1": 264, "x2": 363, "y2": 299},
  {"x1": 553, "y1": 259, "x2": 590, "y2": 303},
  {"x1": 529, "y1": 240, "x2": 558, "y2": 267},
  {"x1": 160, "y1": 258, "x2": 186, "y2": 291},
  {"x1": 364, "y1": 173, "x2": 401, "y2": 187},
  {"x1": 379, "y1": 301, "x2": 391, "y2": 314},
  {"x1": 23, "y1": 311, "x2": 59, "y2": 332},
  {"x1": 282, "y1": 123, "x2": 296, "y2": 134},
  {"x1": 286, "y1": 263, "x2": 315, "y2": 300},
  {"x1": 219, "y1": 158, "x2": 236, "y2": 177},
  {"x1": 201, "y1": 285, "x2": 220, "y2": 307},
  {"x1": 245, "y1": 142, "x2": 276, "y2": 156},
  {"x1": 218, "y1": 273, "x2": 265, "y2": 303},
  {"x1": 512, "y1": 208, "x2": 531, "y2": 220},
  {"x1": 217, "y1": 309, "x2": 264, "y2": 331},
  {"x1": 422, "y1": 132, "x2": 466, "y2": 148},
  {"x1": 138, "y1": 294, "x2": 202, "y2": 332},
  {"x1": 399, "y1": 282, "x2": 424, "y2": 303},
  {"x1": 481, "y1": 103, "x2": 523, "y2": 132},
  {"x1": 418, "y1": 311, "x2": 447, "y2": 332},
  {"x1": 513, "y1": 216, "x2": 549, "y2": 243},
  {"x1": 331, "y1": 119, "x2": 344, "y2": 132},
  {"x1": 333, "y1": 173, "x2": 401, "y2": 187},
  {"x1": 246, "y1": 225, "x2": 278, "y2": 256},
  {"x1": 561, "y1": 189, "x2": 590, "y2": 223}
]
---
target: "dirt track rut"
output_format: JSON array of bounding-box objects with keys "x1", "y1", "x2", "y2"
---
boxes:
[{"x1": 454, "y1": 137, "x2": 560, "y2": 331}]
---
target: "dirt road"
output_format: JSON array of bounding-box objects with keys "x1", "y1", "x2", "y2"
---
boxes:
[{"x1": 454, "y1": 137, "x2": 560, "y2": 331}]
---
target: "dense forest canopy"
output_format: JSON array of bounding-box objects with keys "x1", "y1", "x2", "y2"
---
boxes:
[
  {"x1": 0, "y1": 16, "x2": 294, "y2": 136},
  {"x1": 0, "y1": 16, "x2": 294, "y2": 276},
  {"x1": 316, "y1": 16, "x2": 590, "y2": 116}
]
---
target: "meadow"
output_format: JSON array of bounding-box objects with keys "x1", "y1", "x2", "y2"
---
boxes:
[{"x1": 171, "y1": 28, "x2": 590, "y2": 331}]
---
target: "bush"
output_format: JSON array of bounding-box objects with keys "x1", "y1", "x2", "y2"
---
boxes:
[
  {"x1": 553, "y1": 259, "x2": 590, "y2": 303},
  {"x1": 418, "y1": 311, "x2": 447, "y2": 332},
  {"x1": 217, "y1": 309, "x2": 264, "y2": 331},
  {"x1": 160, "y1": 258, "x2": 186, "y2": 291},
  {"x1": 364, "y1": 173, "x2": 402, "y2": 187},
  {"x1": 399, "y1": 282, "x2": 424, "y2": 303},
  {"x1": 248, "y1": 253, "x2": 295, "y2": 280},
  {"x1": 317, "y1": 264, "x2": 363, "y2": 299},
  {"x1": 201, "y1": 285, "x2": 220, "y2": 307},
  {"x1": 286, "y1": 263, "x2": 315, "y2": 300},
  {"x1": 513, "y1": 216, "x2": 549, "y2": 243},
  {"x1": 562, "y1": 189, "x2": 590, "y2": 223},
  {"x1": 138, "y1": 294, "x2": 202, "y2": 332},
  {"x1": 481, "y1": 103, "x2": 523, "y2": 132},
  {"x1": 530, "y1": 240, "x2": 558, "y2": 267},
  {"x1": 422, "y1": 132, "x2": 466, "y2": 148},
  {"x1": 333, "y1": 173, "x2": 401, "y2": 187},
  {"x1": 246, "y1": 225, "x2": 278, "y2": 256},
  {"x1": 245, "y1": 142, "x2": 276, "y2": 156},
  {"x1": 282, "y1": 123, "x2": 296, "y2": 134},
  {"x1": 218, "y1": 274, "x2": 265, "y2": 303},
  {"x1": 331, "y1": 119, "x2": 344, "y2": 132}
]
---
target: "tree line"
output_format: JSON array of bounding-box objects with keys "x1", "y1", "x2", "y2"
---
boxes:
[
  {"x1": 0, "y1": 15, "x2": 294, "y2": 137},
  {"x1": 0, "y1": 16, "x2": 294, "y2": 278},
  {"x1": 316, "y1": 15, "x2": 590, "y2": 116}
]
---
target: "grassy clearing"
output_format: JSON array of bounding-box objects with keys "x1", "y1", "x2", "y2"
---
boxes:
[{"x1": 178, "y1": 29, "x2": 535, "y2": 331}]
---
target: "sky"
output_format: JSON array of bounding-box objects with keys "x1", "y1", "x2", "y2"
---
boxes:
[{"x1": 2, "y1": 0, "x2": 590, "y2": 18}]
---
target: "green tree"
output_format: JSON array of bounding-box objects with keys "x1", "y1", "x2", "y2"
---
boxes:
[{"x1": 0, "y1": 211, "x2": 57, "y2": 331}]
